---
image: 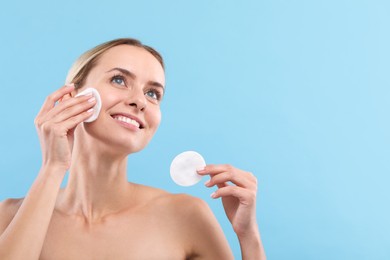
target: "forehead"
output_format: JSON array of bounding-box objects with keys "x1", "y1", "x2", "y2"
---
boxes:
[{"x1": 94, "y1": 45, "x2": 165, "y2": 85}]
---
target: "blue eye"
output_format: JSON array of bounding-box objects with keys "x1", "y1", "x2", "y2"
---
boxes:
[
  {"x1": 111, "y1": 75, "x2": 126, "y2": 86},
  {"x1": 146, "y1": 90, "x2": 161, "y2": 101}
]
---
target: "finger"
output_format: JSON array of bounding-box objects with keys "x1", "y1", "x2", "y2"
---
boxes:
[
  {"x1": 47, "y1": 109, "x2": 94, "y2": 138},
  {"x1": 197, "y1": 164, "x2": 239, "y2": 176},
  {"x1": 57, "y1": 108, "x2": 95, "y2": 131},
  {"x1": 197, "y1": 164, "x2": 226, "y2": 175},
  {"x1": 51, "y1": 96, "x2": 96, "y2": 123},
  {"x1": 211, "y1": 185, "x2": 256, "y2": 205},
  {"x1": 200, "y1": 164, "x2": 257, "y2": 188},
  {"x1": 36, "y1": 84, "x2": 75, "y2": 117},
  {"x1": 42, "y1": 93, "x2": 95, "y2": 123},
  {"x1": 216, "y1": 182, "x2": 227, "y2": 189},
  {"x1": 205, "y1": 171, "x2": 255, "y2": 189},
  {"x1": 59, "y1": 93, "x2": 72, "y2": 103}
]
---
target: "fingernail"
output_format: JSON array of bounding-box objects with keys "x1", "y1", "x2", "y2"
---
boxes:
[
  {"x1": 210, "y1": 192, "x2": 217, "y2": 199},
  {"x1": 204, "y1": 180, "x2": 211, "y2": 187},
  {"x1": 87, "y1": 108, "x2": 94, "y2": 113},
  {"x1": 66, "y1": 83, "x2": 75, "y2": 88},
  {"x1": 88, "y1": 97, "x2": 96, "y2": 103},
  {"x1": 197, "y1": 166, "x2": 205, "y2": 172}
]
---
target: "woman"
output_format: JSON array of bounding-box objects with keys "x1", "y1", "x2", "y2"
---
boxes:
[{"x1": 0, "y1": 38, "x2": 266, "y2": 259}]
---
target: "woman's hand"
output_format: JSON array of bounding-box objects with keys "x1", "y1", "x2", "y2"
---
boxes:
[
  {"x1": 34, "y1": 84, "x2": 96, "y2": 170},
  {"x1": 198, "y1": 165, "x2": 266, "y2": 259},
  {"x1": 197, "y1": 164, "x2": 259, "y2": 237}
]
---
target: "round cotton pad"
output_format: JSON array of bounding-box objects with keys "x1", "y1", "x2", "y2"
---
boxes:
[
  {"x1": 170, "y1": 151, "x2": 206, "y2": 186},
  {"x1": 75, "y1": 88, "x2": 102, "y2": 122}
]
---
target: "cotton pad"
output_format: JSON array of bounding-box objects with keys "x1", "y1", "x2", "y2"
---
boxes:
[
  {"x1": 170, "y1": 151, "x2": 206, "y2": 186},
  {"x1": 75, "y1": 88, "x2": 102, "y2": 122}
]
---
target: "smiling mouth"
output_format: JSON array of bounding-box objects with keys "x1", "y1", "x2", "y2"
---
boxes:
[{"x1": 111, "y1": 115, "x2": 144, "y2": 129}]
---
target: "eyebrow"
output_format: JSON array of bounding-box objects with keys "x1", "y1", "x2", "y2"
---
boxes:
[{"x1": 106, "y1": 67, "x2": 165, "y2": 93}]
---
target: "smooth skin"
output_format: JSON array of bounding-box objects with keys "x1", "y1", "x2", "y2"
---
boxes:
[{"x1": 0, "y1": 45, "x2": 265, "y2": 259}]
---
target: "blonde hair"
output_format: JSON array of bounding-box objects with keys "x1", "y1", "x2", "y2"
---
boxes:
[{"x1": 65, "y1": 38, "x2": 164, "y2": 89}]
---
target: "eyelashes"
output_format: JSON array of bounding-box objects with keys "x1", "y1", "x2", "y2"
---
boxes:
[
  {"x1": 145, "y1": 89, "x2": 162, "y2": 101},
  {"x1": 110, "y1": 74, "x2": 163, "y2": 102},
  {"x1": 111, "y1": 74, "x2": 126, "y2": 86}
]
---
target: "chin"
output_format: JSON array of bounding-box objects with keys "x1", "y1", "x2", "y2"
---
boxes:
[
  {"x1": 83, "y1": 123, "x2": 154, "y2": 156},
  {"x1": 118, "y1": 137, "x2": 152, "y2": 154}
]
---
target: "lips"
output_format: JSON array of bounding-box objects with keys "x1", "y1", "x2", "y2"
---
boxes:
[{"x1": 111, "y1": 113, "x2": 145, "y2": 129}]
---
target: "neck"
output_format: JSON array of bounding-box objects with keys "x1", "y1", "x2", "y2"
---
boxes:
[{"x1": 56, "y1": 135, "x2": 134, "y2": 223}]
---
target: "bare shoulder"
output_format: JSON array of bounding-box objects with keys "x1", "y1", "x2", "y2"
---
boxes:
[
  {"x1": 132, "y1": 185, "x2": 233, "y2": 258},
  {"x1": 0, "y1": 197, "x2": 24, "y2": 233},
  {"x1": 0, "y1": 198, "x2": 23, "y2": 217},
  {"x1": 134, "y1": 184, "x2": 210, "y2": 217},
  {"x1": 158, "y1": 193, "x2": 212, "y2": 218},
  {"x1": 131, "y1": 184, "x2": 215, "y2": 226},
  {"x1": 159, "y1": 193, "x2": 219, "y2": 230}
]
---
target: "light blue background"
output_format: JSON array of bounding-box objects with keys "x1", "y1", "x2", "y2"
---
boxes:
[{"x1": 0, "y1": 0, "x2": 389, "y2": 259}]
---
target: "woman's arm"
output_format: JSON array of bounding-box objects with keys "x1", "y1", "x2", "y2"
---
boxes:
[
  {"x1": 198, "y1": 164, "x2": 266, "y2": 260},
  {"x1": 0, "y1": 84, "x2": 95, "y2": 259},
  {"x1": 237, "y1": 225, "x2": 266, "y2": 260},
  {"x1": 0, "y1": 165, "x2": 66, "y2": 259},
  {"x1": 175, "y1": 195, "x2": 234, "y2": 260}
]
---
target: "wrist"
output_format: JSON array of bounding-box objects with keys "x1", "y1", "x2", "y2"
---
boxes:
[
  {"x1": 38, "y1": 164, "x2": 68, "y2": 182},
  {"x1": 26, "y1": 164, "x2": 67, "y2": 198},
  {"x1": 237, "y1": 225, "x2": 261, "y2": 243},
  {"x1": 237, "y1": 225, "x2": 266, "y2": 260},
  {"x1": 41, "y1": 161, "x2": 69, "y2": 173},
  {"x1": 235, "y1": 220, "x2": 260, "y2": 238}
]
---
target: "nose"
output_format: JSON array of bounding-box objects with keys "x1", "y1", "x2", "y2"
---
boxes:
[{"x1": 127, "y1": 88, "x2": 147, "y2": 112}]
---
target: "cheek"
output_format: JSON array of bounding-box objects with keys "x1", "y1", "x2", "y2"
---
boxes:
[
  {"x1": 100, "y1": 89, "x2": 121, "y2": 109},
  {"x1": 148, "y1": 107, "x2": 161, "y2": 129}
]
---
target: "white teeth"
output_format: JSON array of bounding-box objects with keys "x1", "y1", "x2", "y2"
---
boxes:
[{"x1": 113, "y1": 116, "x2": 140, "y2": 128}]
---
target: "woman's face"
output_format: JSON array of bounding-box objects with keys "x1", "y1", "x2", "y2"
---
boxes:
[{"x1": 75, "y1": 45, "x2": 165, "y2": 154}]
